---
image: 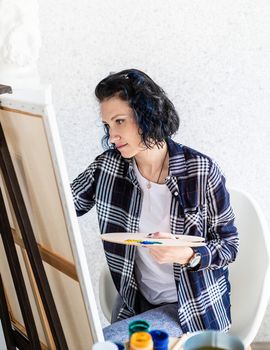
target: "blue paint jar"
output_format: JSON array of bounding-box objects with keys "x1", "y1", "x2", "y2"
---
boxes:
[
  {"x1": 113, "y1": 342, "x2": 125, "y2": 350},
  {"x1": 150, "y1": 330, "x2": 169, "y2": 350}
]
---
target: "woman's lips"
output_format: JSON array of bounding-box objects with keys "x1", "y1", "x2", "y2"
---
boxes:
[{"x1": 117, "y1": 143, "x2": 128, "y2": 149}]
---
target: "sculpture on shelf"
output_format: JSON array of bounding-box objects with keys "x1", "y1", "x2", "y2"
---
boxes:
[{"x1": 0, "y1": 0, "x2": 41, "y2": 87}]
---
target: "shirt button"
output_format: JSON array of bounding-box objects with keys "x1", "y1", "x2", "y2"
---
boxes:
[{"x1": 174, "y1": 191, "x2": 179, "y2": 196}]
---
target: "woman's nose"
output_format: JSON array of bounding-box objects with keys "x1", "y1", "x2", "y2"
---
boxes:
[{"x1": 109, "y1": 134, "x2": 121, "y2": 144}]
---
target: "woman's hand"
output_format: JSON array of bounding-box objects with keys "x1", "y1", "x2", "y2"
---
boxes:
[{"x1": 148, "y1": 232, "x2": 194, "y2": 264}]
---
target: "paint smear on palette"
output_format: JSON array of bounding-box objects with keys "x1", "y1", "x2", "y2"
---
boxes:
[{"x1": 124, "y1": 239, "x2": 163, "y2": 245}]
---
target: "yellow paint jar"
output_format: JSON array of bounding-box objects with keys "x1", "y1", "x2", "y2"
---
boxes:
[{"x1": 129, "y1": 332, "x2": 153, "y2": 350}]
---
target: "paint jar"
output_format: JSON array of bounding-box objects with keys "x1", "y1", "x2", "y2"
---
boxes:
[
  {"x1": 92, "y1": 341, "x2": 118, "y2": 350},
  {"x1": 129, "y1": 332, "x2": 153, "y2": 350},
  {"x1": 128, "y1": 320, "x2": 150, "y2": 336},
  {"x1": 183, "y1": 331, "x2": 244, "y2": 350},
  {"x1": 114, "y1": 342, "x2": 125, "y2": 350},
  {"x1": 149, "y1": 330, "x2": 169, "y2": 350}
]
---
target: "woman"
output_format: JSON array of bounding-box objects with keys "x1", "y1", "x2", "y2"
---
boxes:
[{"x1": 71, "y1": 69, "x2": 239, "y2": 338}]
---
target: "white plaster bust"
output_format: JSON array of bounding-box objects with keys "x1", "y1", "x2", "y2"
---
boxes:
[{"x1": 0, "y1": 0, "x2": 41, "y2": 88}]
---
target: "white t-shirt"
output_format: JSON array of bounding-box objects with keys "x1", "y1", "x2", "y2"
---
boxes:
[{"x1": 133, "y1": 160, "x2": 177, "y2": 305}]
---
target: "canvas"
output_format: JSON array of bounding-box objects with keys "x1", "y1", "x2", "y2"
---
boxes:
[{"x1": 0, "y1": 87, "x2": 104, "y2": 349}]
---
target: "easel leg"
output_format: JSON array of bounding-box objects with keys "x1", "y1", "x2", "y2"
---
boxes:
[
  {"x1": 0, "y1": 273, "x2": 16, "y2": 350},
  {"x1": 0, "y1": 189, "x2": 41, "y2": 349}
]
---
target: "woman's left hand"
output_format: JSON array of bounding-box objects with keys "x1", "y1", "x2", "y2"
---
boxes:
[{"x1": 148, "y1": 232, "x2": 194, "y2": 264}]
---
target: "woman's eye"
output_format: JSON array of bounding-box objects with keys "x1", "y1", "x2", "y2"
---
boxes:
[{"x1": 116, "y1": 119, "x2": 124, "y2": 125}]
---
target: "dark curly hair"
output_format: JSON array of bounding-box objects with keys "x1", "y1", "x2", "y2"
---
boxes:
[{"x1": 95, "y1": 68, "x2": 180, "y2": 149}]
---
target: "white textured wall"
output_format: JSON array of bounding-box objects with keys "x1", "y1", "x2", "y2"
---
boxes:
[{"x1": 38, "y1": 0, "x2": 270, "y2": 340}]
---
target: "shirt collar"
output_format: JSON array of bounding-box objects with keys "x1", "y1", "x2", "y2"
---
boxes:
[{"x1": 166, "y1": 138, "x2": 187, "y2": 178}]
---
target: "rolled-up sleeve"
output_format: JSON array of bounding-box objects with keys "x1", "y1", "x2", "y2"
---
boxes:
[
  {"x1": 193, "y1": 160, "x2": 239, "y2": 270},
  {"x1": 70, "y1": 161, "x2": 97, "y2": 216}
]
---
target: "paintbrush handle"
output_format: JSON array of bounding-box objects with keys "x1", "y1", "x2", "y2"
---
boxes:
[{"x1": 170, "y1": 334, "x2": 188, "y2": 350}]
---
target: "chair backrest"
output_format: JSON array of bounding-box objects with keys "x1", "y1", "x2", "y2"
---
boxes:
[
  {"x1": 99, "y1": 188, "x2": 270, "y2": 344},
  {"x1": 99, "y1": 264, "x2": 118, "y2": 323},
  {"x1": 228, "y1": 188, "x2": 270, "y2": 347}
]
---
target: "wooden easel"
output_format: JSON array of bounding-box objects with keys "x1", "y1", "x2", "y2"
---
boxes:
[{"x1": 0, "y1": 85, "x2": 68, "y2": 350}]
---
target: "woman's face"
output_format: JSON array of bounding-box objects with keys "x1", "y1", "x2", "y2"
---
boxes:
[{"x1": 100, "y1": 96, "x2": 144, "y2": 158}]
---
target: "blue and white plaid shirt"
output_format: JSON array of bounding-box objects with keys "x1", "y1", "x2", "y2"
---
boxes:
[{"x1": 71, "y1": 138, "x2": 239, "y2": 333}]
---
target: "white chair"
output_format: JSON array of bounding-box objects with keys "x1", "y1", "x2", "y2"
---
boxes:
[
  {"x1": 99, "y1": 188, "x2": 270, "y2": 348},
  {"x1": 228, "y1": 188, "x2": 270, "y2": 348},
  {"x1": 99, "y1": 264, "x2": 118, "y2": 323}
]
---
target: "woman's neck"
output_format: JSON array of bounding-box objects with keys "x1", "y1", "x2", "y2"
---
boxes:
[{"x1": 134, "y1": 142, "x2": 168, "y2": 181}]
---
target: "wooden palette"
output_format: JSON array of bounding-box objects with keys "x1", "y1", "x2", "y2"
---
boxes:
[{"x1": 101, "y1": 232, "x2": 205, "y2": 247}]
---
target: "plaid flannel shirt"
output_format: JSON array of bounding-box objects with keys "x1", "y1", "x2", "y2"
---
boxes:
[{"x1": 71, "y1": 138, "x2": 239, "y2": 333}]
